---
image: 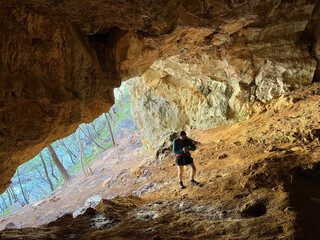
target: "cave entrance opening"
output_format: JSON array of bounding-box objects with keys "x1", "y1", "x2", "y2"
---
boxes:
[{"x1": 0, "y1": 80, "x2": 145, "y2": 229}]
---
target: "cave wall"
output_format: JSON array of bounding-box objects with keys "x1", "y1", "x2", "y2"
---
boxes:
[
  {"x1": 0, "y1": 4, "x2": 155, "y2": 193},
  {"x1": 0, "y1": 10, "x2": 119, "y2": 192},
  {"x1": 129, "y1": 1, "x2": 319, "y2": 148},
  {"x1": 307, "y1": 1, "x2": 320, "y2": 81},
  {"x1": 0, "y1": 0, "x2": 320, "y2": 193}
]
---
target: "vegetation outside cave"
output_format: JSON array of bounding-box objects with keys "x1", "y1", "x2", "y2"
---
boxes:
[{"x1": 0, "y1": 81, "x2": 137, "y2": 217}]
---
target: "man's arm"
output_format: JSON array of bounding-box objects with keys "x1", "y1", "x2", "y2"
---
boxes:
[
  {"x1": 173, "y1": 139, "x2": 184, "y2": 155},
  {"x1": 187, "y1": 138, "x2": 196, "y2": 151}
]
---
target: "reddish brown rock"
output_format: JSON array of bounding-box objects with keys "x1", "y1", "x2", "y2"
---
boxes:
[
  {"x1": 0, "y1": 0, "x2": 320, "y2": 194},
  {"x1": 0, "y1": 11, "x2": 119, "y2": 192}
]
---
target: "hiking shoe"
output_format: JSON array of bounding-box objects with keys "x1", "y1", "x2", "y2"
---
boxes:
[
  {"x1": 190, "y1": 180, "x2": 200, "y2": 186},
  {"x1": 179, "y1": 182, "x2": 186, "y2": 189}
]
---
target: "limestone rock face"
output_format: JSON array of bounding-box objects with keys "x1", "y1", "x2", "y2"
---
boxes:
[
  {"x1": 130, "y1": 39, "x2": 316, "y2": 148},
  {"x1": 129, "y1": 1, "x2": 318, "y2": 148},
  {"x1": 0, "y1": 0, "x2": 320, "y2": 192}
]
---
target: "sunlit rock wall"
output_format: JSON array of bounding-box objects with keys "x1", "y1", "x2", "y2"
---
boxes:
[{"x1": 130, "y1": 4, "x2": 318, "y2": 148}]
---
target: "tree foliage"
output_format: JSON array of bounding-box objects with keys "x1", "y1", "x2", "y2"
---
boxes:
[{"x1": 0, "y1": 82, "x2": 133, "y2": 215}]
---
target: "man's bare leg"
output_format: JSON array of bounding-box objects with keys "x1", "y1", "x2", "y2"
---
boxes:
[
  {"x1": 177, "y1": 165, "x2": 184, "y2": 182},
  {"x1": 187, "y1": 163, "x2": 196, "y2": 180},
  {"x1": 187, "y1": 163, "x2": 199, "y2": 185},
  {"x1": 177, "y1": 165, "x2": 186, "y2": 189}
]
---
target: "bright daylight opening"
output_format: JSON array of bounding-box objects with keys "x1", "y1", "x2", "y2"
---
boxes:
[{"x1": 0, "y1": 81, "x2": 149, "y2": 228}]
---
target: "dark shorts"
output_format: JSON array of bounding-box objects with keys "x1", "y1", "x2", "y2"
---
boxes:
[{"x1": 175, "y1": 154, "x2": 194, "y2": 166}]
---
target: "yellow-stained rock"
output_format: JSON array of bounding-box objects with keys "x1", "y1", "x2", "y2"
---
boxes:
[{"x1": 130, "y1": 167, "x2": 144, "y2": 178}]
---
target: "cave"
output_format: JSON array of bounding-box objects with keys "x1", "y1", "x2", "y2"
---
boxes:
[{"x1": 1, "y1": 0, "x2": 320, "y2": 239}]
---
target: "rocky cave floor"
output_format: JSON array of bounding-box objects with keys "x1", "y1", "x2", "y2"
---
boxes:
[{"x1": 1, "y1": 83, "x2": 320, "y2": 239}]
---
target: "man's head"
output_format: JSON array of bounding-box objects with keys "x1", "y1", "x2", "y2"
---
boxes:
[{"x1": 179, "y1": 131, "x2": 187, "y2": 140}]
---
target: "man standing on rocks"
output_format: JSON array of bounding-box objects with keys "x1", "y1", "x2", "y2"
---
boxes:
[{"x1": 173, "y1": 131, "x2": 200, "y2": 189}]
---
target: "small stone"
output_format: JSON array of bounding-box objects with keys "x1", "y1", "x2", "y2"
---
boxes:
[
  {"x1": 92, "y1": 213, "x2": 115, "y2": 230},
  {"x1": 218, "y1": 154, "x2": 228, "y2": 159},
  {"x1": 65, "y1": 233, "x2": 77, "y2": 239},
  {"x1": 264, "y1": 146, "x2": 285, "y2": 152},
  {"x1": 49, "y1": 196, "x2": 60, "y2": 202},
  {"x1": 290, "y1": 146, "x2": 304, "y2": 152},
  {"x1": 264, "y1": 146, "x2": 274, "y2": 152},
  {"x1": 135, "y1": 210, "x2": 159, "y2": 220},
  {"x1": 5, "y1": 222, "x2": 18, "y2": 229},
  {"x1": 103, "y1": 178, "x2": 112, "y2": 187},
  {"x1": 130, "y1": 167, "x2": 144, "y2": 178}
]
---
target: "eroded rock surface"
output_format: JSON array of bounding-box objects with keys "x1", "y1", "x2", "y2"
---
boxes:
[
  {"x1": 0, "y1": 0, "x2": 320, "y2": 193},
  {"x1": 1, "y1": 83, "x2": 320, "y2": 239},
  {"x1": 0, "y1": 11, "x2": 120, "y2": 192},
  {"x1": 129, "y1": 1, "x2": 318, "y2": 147}
]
